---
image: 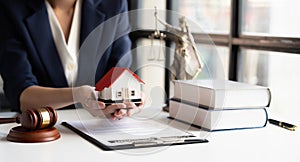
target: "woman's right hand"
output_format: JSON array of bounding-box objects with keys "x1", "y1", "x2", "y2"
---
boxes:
[{"x1": 72, "y1": 85, "x2": 133, "y2": 119}]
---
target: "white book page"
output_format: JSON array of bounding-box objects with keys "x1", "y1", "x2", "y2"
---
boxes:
[{"x1": 66, "y1": 117, "x2": 195, "y2": 147}]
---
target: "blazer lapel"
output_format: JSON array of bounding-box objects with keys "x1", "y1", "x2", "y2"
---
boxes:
[
  {"x1": 76, "y1": 0, "x2": 106, "y2": 86},
  {"x1": 80, "y1": 0, "x2": 106, "y2": 45},
  {"x1": 25, "y1": 0, "x2": 106, "y2": 87},
  {"x1": 25, "y1": 0, "x2": 68, "y2": 87}
]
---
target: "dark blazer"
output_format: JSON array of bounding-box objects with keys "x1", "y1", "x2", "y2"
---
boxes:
[{"x1": 0, "y1": 0, "x2": 132, "y2": 111}]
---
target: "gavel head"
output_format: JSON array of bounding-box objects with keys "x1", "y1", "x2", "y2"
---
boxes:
[{"x1": 16, "y1": 107, "x2": 58, "y2": 130}]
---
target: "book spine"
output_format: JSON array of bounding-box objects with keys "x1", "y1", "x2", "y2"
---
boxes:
[
  {"x1": 169, "y1": 99, "x2": 210, "y2": 129},
  {"x1": 169, "y1": 99, "x2": 268, "y2": 131},
  {"x1": 173, "y1": 81, "x2": 215, "y2": 108},
  {"x1": 266, "y1": 87, "x2": 272, "y2": 107}
]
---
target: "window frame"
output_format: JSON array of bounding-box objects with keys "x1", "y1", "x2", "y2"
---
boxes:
[
  {"x1": 166, "y1": 0, "x2": 300, "y2": 80},
  {"x1": 128, "y1": 0, "x2": 300, "y2": 107}
]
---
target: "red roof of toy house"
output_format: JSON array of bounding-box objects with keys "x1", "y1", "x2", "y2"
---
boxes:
[{"x1": 95, "y1": 67, "x2": 144, "y2": 91}]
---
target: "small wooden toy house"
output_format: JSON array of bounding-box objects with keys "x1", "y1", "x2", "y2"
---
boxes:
[{"x1": 95, "y1": 67, "x2": 144, "y2": 104}]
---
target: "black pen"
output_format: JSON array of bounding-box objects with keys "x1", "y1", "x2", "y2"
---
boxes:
[{"x1": 268, "y1": 118, "x2": 297, "y2": 131}]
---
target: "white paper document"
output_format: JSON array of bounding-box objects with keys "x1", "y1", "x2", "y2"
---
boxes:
[{"x1": 63, "y1": 116, "x2": 207, "y2": 149}]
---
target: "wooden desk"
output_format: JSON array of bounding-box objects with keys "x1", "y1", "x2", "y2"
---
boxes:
[{"x1": 1, "y1": 108, "x2": 299, "y2": 162}]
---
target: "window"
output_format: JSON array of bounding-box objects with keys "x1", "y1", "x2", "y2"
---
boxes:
[
  {"x1": 129, "y1": 0, "x2": 300, "y2": 120},
  {"x1": 168, "y1": 0, "x2": 231, "y2": 98},
  {"x1": 174, "y1": 0, "x2": 231, "y2": 34},
  {"x1": 195, "y1": 45, "x2": 229, "y2": 80},
  {"x1": 168, "y1": 0, "x2": 300, "y2": 121},
  {"x1": 238, "y1": 49, "x2": 300, "y2": 121},
  {"x1": 117, "y1": 91, "x2": 122, "y2": 97},
  {"x1": 241, "y1": 0, "x2": 300, "y2": 37},
  {"x1": 131, "y1": 90, "x2": 135, "y2": 96}
]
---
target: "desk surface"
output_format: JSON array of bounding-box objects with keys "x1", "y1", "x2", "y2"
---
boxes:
[{"x1": 1, "y1": 108, "x2": 300, "y2": 162}]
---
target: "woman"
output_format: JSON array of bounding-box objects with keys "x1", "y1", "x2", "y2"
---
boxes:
[{"x1": 0, "y1": 0, "x2": 142, "y2": 119}]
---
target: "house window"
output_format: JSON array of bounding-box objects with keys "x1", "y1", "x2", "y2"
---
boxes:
[
  {"x1": 131, "y1": 90, "x2": 135, "y2": 96},
  {"x1": 117, "y1": 91, "x2": 122, "y2": 97}
]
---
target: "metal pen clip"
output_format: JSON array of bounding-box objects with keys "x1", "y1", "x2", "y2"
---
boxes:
[
  {"x1": 279, "y1": 122, "x2": 297, "y2": 131},
  {"x1": 132, "y1": 137, "x2": 185, "y2": 147}
]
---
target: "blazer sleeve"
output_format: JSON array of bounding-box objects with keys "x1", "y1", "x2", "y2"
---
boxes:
[{"x1": 0, "y1": 2, "x2": 39, "y2": 111}]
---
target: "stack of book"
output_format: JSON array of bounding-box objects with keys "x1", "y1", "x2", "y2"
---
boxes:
[{"x1": 169, "y1": 79, "x2": 271, "y2": 131}]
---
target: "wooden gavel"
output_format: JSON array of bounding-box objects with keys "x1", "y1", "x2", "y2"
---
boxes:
[{"x1": 0, "y1": 107, "x2": 58, "y2": 130}]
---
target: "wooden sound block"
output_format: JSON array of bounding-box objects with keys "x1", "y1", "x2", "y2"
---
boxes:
[{"x1": 7, "y1": 126, "x2": 60, "y2": 143}]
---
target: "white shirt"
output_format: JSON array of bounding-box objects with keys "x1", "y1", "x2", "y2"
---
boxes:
[{"x1": 45, "y1": 0, "x2": 82, "y2": 86}]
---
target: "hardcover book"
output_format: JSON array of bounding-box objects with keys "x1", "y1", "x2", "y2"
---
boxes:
[
  {"x1": 169, "y1": 99, "x2": 268, "y2": 131},
  {"x1": 173, "y1": 79, "x2": 271, "y2": 109}
]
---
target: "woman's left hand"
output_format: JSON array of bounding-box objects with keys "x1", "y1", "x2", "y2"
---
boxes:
[{"x1": 111, "y1": 92, "x2": 146, "y2": 120}]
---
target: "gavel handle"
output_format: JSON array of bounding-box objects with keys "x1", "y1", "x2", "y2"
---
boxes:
[{"x1": 0, "y1": 118, "x2": 17, "y2": 124}]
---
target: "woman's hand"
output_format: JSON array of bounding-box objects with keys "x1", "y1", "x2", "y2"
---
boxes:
[
  {"x1": 102, "y1": 92, "x2": 146, "y2": 120},
  {"x1": 125, "y1": 92, "x2": 145, "y2": 117},
  {"x1": 73, "y1": 85, "x2": 145, "y2": 119}
]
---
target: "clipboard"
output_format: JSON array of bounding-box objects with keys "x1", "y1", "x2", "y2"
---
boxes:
[{"x1": 61, "y1": 117, "x2": 208, "y2": 151}]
